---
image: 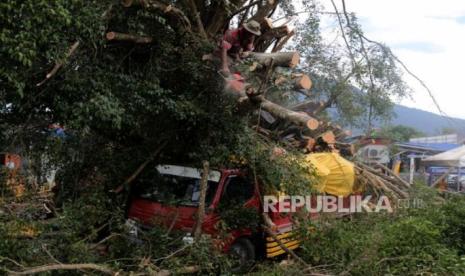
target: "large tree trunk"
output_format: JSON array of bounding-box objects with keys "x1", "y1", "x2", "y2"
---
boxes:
[
  {"x1": 249, "y1": 51, "x2": 299, "y2": 68},
  {"x1": 204, "y1": 0, "x2": 248, "y2": 35},
  {"x1": 250, "y1": 0, "x2": 278, "y2": 23}
]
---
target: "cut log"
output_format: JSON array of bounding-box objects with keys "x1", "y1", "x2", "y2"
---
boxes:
[
  {"x1": 304, "y1": 137, "x2": 316, "y2": 151},
  {"x1": 106, "y1": 32, "x2": 153, "y2": 43},
  {"x1": 254, "y1": 95, "x2": 319, "y2": 130},
  {"x1": 249, "y1": 51, "x2": 299, "y2": 68},
  {"x1": 293, "y1": 74, "x2": 312, "y2": 90},
  {"x1": 317, "y1": 131, "x2": 336, "y2": 144}
]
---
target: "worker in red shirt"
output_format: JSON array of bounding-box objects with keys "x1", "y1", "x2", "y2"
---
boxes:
[{"x1": 221, "y1": 20, "x2": 261, "y2": 76}]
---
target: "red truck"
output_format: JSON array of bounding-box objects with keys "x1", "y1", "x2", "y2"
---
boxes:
[{"x1": 126, "y1": 164, "x2": 301, "y2": 270}]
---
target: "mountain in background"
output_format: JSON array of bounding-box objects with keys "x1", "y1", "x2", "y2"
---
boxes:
[{"x1": 382, "y1": 105, "x2": 465, "y2": 135}]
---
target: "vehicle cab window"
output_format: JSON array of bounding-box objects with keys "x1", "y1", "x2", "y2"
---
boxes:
[{"x1": 222, "y1": 175, "x2": 254, "y2": 206}]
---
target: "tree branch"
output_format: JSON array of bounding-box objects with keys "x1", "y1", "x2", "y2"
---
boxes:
[
  {"x1": 122, "y1": 0, "x2": 192, "y2": 32},
  {"x1": 187, "y1": 0, "x2": 208, "y2": 39},
  {"x1": 7, "y1": 263, "x2": 115, "y2": 275},
  {"x1": 36, "y1": 41, "x2": 80, "y2": 87},
  {"x1": 113, "y1": 140, "x2": 168, "y2": 193},
  {"x1": 106, "y1": 32, "x2": 153, "y2": 43}
]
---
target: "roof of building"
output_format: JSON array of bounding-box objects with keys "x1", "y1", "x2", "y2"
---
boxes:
[{"x1": 396, "y1": 142, "x2": 461, "y2": 153}]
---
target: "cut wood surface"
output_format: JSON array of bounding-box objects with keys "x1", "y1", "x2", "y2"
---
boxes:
[
  {"x1": 250, "y1": 51, "x2": 299, "y2": 68},
  {"x1": 317, "y1": 131, "x2": 336, "y2": 144},
  {"x1": 106, "y1": 32, "x2": 153, "y2": 43},
  {"x1": 293, "y1": 74, "x2": 312, "y2": 90}
]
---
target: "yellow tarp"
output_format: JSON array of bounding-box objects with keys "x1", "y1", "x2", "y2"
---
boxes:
[{"x1": 305, "y1": 152, "x2": 355, "y2": 196}]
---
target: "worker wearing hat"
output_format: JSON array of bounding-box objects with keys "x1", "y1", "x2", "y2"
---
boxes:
[{"x1": 221, "y1": 20, "x2": 261, "y2": 75}]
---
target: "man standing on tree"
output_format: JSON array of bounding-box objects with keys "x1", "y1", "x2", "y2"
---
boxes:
[{"x1": 220, "y1": 20, "x2": 261, "y2": 76}]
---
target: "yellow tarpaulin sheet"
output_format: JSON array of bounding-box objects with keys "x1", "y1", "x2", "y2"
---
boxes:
[{"x1": 305, "y1": 152, "x2": 355, "y2": 196}]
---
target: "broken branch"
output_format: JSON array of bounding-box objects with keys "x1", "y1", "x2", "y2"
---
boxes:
[
  {"x1": 36, "y1": 41, "x2": 80, "y2": 87},
  {"x1": 106, "y1": 32, "x2": 153, "y2": 43}
]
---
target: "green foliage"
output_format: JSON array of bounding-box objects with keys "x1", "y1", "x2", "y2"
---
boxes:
[
  {"x1": 295, "y1": 1, "x2": 410, "y2": 129},
  {"x1": 0, "y1": 0, "x2": 109, "y2": 98},
  {"x1": 298, "y1": 185, "x2": 465, "y2": 275},
  {"x1": 437, "y1": 126, "x2": 457, "y2": 135},
  {"x1": 438, "y1": 195, "x2": 465, "y2": 254},
  {"x1": 375, "y1": 124, "x2": 424, "y2": 142},
  {"x1": 217, "y1": 204, "x2": 261, "y2": 231}
]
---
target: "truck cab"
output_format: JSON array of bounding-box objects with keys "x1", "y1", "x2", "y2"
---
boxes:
[{"x1": 126, "y1": 165, "x2": 298, "y2": 269}]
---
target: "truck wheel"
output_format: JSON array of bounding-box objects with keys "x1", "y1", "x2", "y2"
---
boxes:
[{"x1": 228, "y1": 238, "x2": 255, "y2": 273}]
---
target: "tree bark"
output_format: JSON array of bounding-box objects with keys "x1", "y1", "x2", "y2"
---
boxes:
[
  {"x1": 254, "y1": 95, "x2": 319, "y2": 130},
  {"x1": 193, "y1": 161, "x2": 209, "y2": 240},
  {"x1": 249, "y1": 51, "x2": 299, "y2": 68},
  {"x1": 205, "y1": 0, "x2": 248, "y2": 35},
  {"x1": 187, "y1": 0, "x2": 208, "y2": 39},
  {"x1": 121, "y1": 0, "x2": 191, "y2": 31},
  {"x1": 106, "y1": 32, "x2": 153, "y2": 43},
  {"x1": 250, "y1": 0, "x2": 278, "y2": 23}
]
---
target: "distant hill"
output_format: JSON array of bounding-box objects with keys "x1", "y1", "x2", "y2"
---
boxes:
[{"x1": 383, "y1": 105, "x2": 465, "y2": 135}]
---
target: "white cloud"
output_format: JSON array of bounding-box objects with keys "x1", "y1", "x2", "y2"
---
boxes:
[{"x1": 317, "y1": 0, "x2": 465, "y2": 119}]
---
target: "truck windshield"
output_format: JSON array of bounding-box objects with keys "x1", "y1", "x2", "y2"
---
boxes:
[{"x1": 133, "y1": 170, "x2": 219, "y2": 206}]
